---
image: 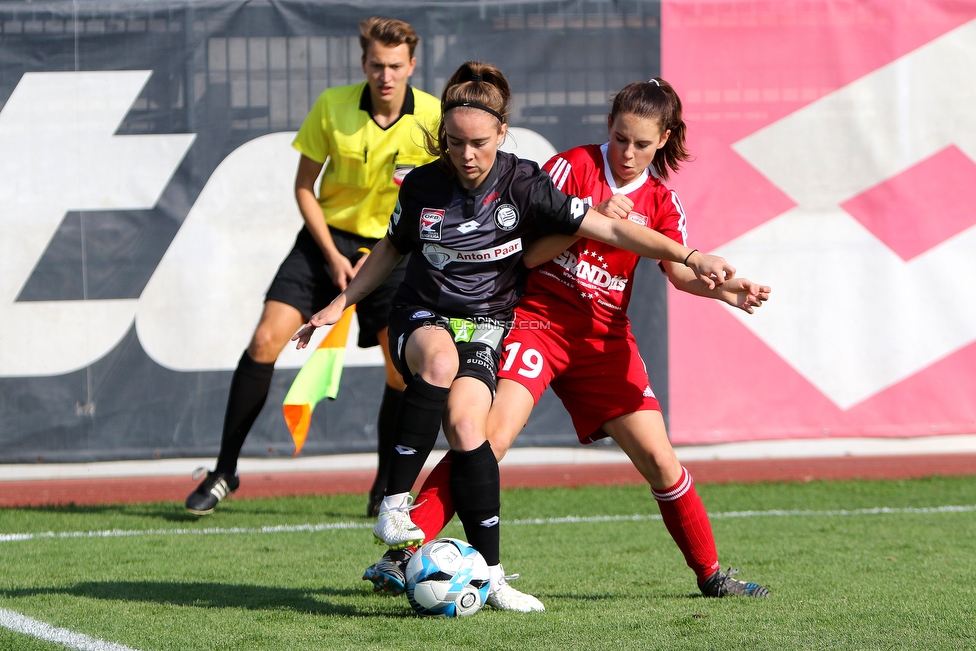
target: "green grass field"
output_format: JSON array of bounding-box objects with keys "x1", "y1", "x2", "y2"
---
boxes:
[{"x1": 2, "y1": 475, "x2": 975, "y2": 650}]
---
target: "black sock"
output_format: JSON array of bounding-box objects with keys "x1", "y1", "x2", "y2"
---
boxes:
[
  {"x1": 215, "y1": 351, "x2": 275, "y2": 475},
  {"x1": 369, "y1": 384, "x2": 404, "y2": 500},
  {"x1": 385, "y1": 375, "x2": 449, "y2": 495},
  {"x1": 450, "y1": 441, "x2": 500, "y2": 566}
]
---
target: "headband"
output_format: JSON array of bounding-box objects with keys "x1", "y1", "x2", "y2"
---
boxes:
[
  {"x1": 444, "y1": 100, "x2": 504, "y2": 123},
  {"x1": 648, "y1": 78, "x2": 661, "y2": 86}
]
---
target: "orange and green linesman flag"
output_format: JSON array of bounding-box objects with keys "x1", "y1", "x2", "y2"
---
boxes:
[{"x1": 282, "y1": 304, "x2": 356, "y2": 456}]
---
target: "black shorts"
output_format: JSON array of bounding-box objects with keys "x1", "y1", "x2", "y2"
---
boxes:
[
  {"x1": 387, "y1": 305, "x2": 509, "y2": 394},
  {"x1": 265, "y1": 226, "x2": 407, "y2": 348}
]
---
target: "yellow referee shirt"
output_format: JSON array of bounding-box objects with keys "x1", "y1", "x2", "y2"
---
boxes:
[{"x1": 292, "y1": 82, "x2": 440, "y2": 239}]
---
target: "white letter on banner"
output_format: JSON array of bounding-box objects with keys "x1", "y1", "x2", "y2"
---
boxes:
[
  {"x1": 136, "y1": 128, "x2": 554, "y2": 372},
  {"x1": 0, "y1": 84, "x2": 560, "y2": 376},
  {"x1": 499, "y1": 127, "x2": 556, "y2": 165},
  {"x1": 0, "y1": 71, "x2": 194, "y2": 377},
  {"x1": 142, "y1": 126, "x2": 556, "y2": 371},
  {"x1": 721, "y1": 18, "x2": 976, "y2": 409},
  {"x1": 136, "y1": 132, "x2": 384, "y2": 371}
]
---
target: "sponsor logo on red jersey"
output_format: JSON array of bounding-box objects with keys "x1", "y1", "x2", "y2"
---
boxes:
[{"x1": 552, "y1": 249, "x2": 628, "y2": 292}]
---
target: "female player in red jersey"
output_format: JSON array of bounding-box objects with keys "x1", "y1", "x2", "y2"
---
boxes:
[
  {"x1": 364, "y1": 78, "x2": 772, "y2": 602},
  {"x1": 295, "y1": 66, "x2": 738, "y2": 612}
]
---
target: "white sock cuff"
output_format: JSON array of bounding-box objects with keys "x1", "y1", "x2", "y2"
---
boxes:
[{"x1": 651, "y1": 467, "x2": 692, "y2": 502}]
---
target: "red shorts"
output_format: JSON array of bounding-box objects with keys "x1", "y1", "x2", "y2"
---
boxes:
[{"x1": 497, "y1": 304, "x2": 661, "y2": 444}]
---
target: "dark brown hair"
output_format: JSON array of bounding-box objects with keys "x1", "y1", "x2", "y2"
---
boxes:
[
  {"x1": 609, "y1": 78, "x2": 690, "y2": 181},
  {"x1": 426, "y1": 61, "x2": 511, "y2": 174},
  {"x1": 359, "y1": 17, "x2": 419, "y2": 58}
]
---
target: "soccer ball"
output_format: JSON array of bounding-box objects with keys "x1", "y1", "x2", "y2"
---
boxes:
[{"x1": 405, "y1": 538, "x2": 490, "y2": 617}]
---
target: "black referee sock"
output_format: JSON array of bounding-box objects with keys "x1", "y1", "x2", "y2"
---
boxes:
[
  {"x1": 385, "y1": 375, "x2": 450, "y2": 495},
  {"x1": 369, "y1": 384, "x2": 404, "y2": 500},
  {"x1": 450, "y1": 441, "x2": 501, "y2": 566},
  {"x1": 215, "y1": 351, "x2": 275, "y2": 475}
]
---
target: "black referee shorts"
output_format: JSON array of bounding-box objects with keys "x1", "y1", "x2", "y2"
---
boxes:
[{"x1": 265, "y1": 226, "x2": 407, "y2": 348}]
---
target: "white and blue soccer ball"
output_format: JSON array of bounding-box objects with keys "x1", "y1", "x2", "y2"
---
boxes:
[{"x1": 405, "y1": 538, "x2": 490, "y2": 617}]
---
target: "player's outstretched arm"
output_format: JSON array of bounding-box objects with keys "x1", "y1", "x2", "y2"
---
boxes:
[
  {"x1": 523, "y1": 194, "x2": 634, "y2": 268},
  {"x1": 523, "y1": 233, "x2": 578, "y2": 268},
  {"x1": 665, "y1": 262, "x2": 771, "y2": 314},
  {"x1": 577, "y1": 209, "x2": 734, "y2": 289},
  {"x1": 292, "y1": 236, "x2": 404, "y2": 348}
]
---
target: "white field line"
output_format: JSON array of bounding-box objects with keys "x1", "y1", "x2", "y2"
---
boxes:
[
  {"x1": 0, "y1": 607, "x2": 140, "y2": 651},
  {"x1": 1, "y1": 504, "x2": 974, "y2": 544},
  {"x1": 0, "y1": 521, "x2": 368, "y2": 543}
]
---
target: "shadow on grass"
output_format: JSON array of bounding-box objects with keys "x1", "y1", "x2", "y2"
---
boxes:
[
  {"x1": 3, "y1": 504, "x2": 178, "y2": 516},
  {"x1": 1, "y1": 581, "x2": 409, "y2": 618},
  {"x1": 544, "y1": 591, "x2": 705, "y2": 601},
  {"x1": 2, "y1": 501, "x2": 364, "y2": 522}
]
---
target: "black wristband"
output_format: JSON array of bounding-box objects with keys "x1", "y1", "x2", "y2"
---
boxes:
[{"x1": 683, "y1": 248, "x2": 698, "y2": 267}]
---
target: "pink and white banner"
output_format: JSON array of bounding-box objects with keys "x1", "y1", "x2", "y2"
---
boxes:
[{"x1": 664, "y1": 1, "x2": 976, "y2": 443}]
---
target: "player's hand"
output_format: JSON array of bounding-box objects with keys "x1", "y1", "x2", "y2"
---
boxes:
[
  {"x1": 292, "y1": 322, "x2": 317, "y2": 349},
  {"x1": 326, "y1": 254, "x2": 356, "y2": 291},
  {"x1": 594, "y1": 194, "x2": 634, "y2": 220},
  {"x1": 687, "y1": 251, "x2": 735, "y2": 289},
  {"x1": 292, "y1": 300, "x2": 344, "y2": 349},
  {"x1": 721, "y1": 277, "x2": 771, "y2": 314}
]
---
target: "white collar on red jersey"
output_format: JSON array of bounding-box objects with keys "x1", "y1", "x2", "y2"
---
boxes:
[{"x1": 600, "y1": 142, "x2": 650, "y2": 196}]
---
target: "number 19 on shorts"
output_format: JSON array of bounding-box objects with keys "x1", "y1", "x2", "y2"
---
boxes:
[{"x1": 501, "y1": 342, "x2": 544, "y2": 378}]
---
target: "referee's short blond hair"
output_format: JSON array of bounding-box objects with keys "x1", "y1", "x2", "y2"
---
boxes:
[{"x1": 359, "y1": 17, "x2": 419, "y2": 59}]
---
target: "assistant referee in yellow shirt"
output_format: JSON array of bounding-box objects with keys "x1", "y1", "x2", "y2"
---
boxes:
[{"x1": 186, "y1": 16, "x2": 440, "y2": 517}]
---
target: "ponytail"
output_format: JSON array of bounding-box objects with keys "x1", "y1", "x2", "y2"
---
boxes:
[
  {"x1": 425, "y1": 61, "x2": 511, "y2": 174},
  {"x1": 609, "y1": 78, "x2": 690, "y2": 180}
]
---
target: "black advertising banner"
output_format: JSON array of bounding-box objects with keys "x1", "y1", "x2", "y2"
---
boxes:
[{"x1": 0, "y1": 0, "x2": 665, "y2": 462}]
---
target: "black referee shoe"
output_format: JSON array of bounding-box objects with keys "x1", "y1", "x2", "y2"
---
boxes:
[
  {"x1": 367, "y1": 493, "x2": 383, "y2": 518},
  {"x1": 185, "y1": 468, "x2": 239, "y2": 516}
]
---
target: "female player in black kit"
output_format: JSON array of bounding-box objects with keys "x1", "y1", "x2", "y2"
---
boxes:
[{"x1": 293, "y1": 61, "x2": 735, "y2": 611}]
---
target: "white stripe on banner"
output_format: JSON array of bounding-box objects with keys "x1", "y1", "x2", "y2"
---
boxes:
[
  {"x1": 0, "y1": 608, "x2": 141, "y2": 651},
  {"x1": 1, "y1": 504, "x2": 973, "y2": 544}
]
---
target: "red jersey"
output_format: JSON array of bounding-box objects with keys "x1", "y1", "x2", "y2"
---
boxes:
[{"x1": 520, "y1": 144, "x2": 688, "y2": 332}]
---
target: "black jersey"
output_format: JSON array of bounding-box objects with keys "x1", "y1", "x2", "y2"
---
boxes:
[{"x1": 387, "y1": 151, "x2": 587, "y2": 320}]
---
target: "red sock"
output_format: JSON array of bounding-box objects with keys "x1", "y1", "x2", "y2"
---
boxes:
[
  {"x1": 652, "y1": 467, "x2": 720, "y2": 583},
  {"x1": 410, "y1": 452, "x2": 455, "y2": 542}
]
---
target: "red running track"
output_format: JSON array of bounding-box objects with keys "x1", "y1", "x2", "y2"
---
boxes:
[{"x1": 2, "y1": 454, "x2": 976, "y2": 508}]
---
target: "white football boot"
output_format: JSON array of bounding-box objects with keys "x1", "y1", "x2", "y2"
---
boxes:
[
  {"x1": 372, "y1": 492, "x2": 425, "y2": 549},
  {"x1": 485, "y1": 564, "x2": 545, "y2": 612}
]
